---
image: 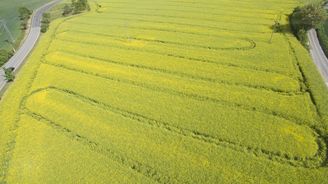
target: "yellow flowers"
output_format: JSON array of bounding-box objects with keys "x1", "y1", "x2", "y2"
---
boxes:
[{"x1": 1, "y1": 0, "x2": 328, "y2": 183}]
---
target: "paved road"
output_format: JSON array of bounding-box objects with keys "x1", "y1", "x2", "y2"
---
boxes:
[
  {"x1": 0, "y1": 0, "x2": 60, "y2": 93},
  {"x1": 308, "y1": 29, "x2": 328, "y2": 87}
]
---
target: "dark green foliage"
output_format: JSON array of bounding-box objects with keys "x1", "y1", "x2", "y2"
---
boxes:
[
  {"x1": 62, "y1": 4, "x2": 73, "y2": 16},
  {"x1": 297, "y1": 29, "x2": 309, "y2": 48},
  {"x1": 71, "y1": 0, "x2": 90, "y2": 14},
  {"x1": 18, "y1": 7, "x2": 32, "y2": 20},
  {"x1": 0, "y1": 49, "x2": 13, "y2": 67},
  {"x1": 290, "y1": 3, "x2": 328, "y2": 47},
  {"x1": 3, "y1": 67, "x2": 15, "y2": 82},
  {"x1": 18, "y1": 7, "x2": 32, "y2": 30},
  {"x1": 41, "y1": 13, "x2": 50, "y2": 33},
  {"x1": 316, "y1": 21, "x2": 328, "y2": 58},
  {"x1": 291, "y1": 3, "x2": 327, "y2": 31}
]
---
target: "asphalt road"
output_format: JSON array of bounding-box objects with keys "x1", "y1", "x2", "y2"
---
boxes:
[
  {"x1": 0, "y1": 0, "x2": 60, "y2": 93},
  {"x1": 308, "y1": 29, "x2": 328, "y2": 87}
]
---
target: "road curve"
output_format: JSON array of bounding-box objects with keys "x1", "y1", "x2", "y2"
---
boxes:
[
  {"x1": 0, "y1": 0, "x2": 61, "y2": 93},
  {"x1": 308, "y1": 29, "x2": 328, "y2": 87}
]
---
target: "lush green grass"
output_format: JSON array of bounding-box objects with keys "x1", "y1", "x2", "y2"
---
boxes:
[
  {"x1": 317, "y1": 19, "x2": 328, "y2": 57},
  {"x1": 0, "y1": 0, "x2": 51, "y2": 49},
  {"x1": 0, "y1": 0, "x2": 328, "y2": 183}
]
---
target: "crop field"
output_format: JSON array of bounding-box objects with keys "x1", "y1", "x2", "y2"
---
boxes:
[
  {"x1": 1, "y1": 0, "x2": 328, "y2": 183},
  {"x1": 0, "y1": 0, "x2": 51, "y2": 49}
]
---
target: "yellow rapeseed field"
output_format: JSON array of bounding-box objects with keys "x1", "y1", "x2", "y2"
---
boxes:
[{"x1": 1, "y1": 0, "x2": 328, "y2": 183}]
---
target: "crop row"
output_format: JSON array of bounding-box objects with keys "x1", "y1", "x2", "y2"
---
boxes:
[
  {"x1": 80, "y1": 13, "x2": 270, "y2": 34},
  {"x1": 51, "y1": 33, "x2": 300, "y2": 87},
  {"x1": 100, "y1": 3, "x2": 277, "y2": 17},
  {"x1": 58, "y1": 19, "x2": 298, "y2": 75},
  {"x1": 43, "y1": 50, "x2": 317, "y2": 123},
  {"x1": 23, "y1": 86, "x2": 325, "y2": 168},
  {"x1": 98, "y1": 7, "x2": 275, "y2": 25},
  {"x1": 85, "y1": 14, "x2": 270, "y2": 35},
  {"x1": 29, "y1": 64, "x2": 322, "y2": 161},
  {"x1": 58, "y1": 30, "x2": 256, "y2": 51},
  {"x1": 58, "y1": 20, "x2": 271, "y2": 47},
  {"x1": 99, "y1": 0, "x2": 294, "y2": 14},
  {"x1": 25, "y1": 110, "x2": 175, "y2": 184}
]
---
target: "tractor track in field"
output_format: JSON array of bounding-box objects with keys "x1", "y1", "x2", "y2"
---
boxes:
[
  {"x1": 57, "y1": 29, "x2": 256, "y2": 51},
  {"x1": 23, "y1": 86, "x2": 327, "y2": 168},
  {"x1": 103, "y1": 1, "x2": 287, "y2": 15},
  {"x1": 102, "y1": 6, "x2": 275, "y2": 20},
  {"x1": 25, "y1": 110, "x2": 180, "y2": 184},
  {"x1": 40, "y1": 61, "x2": 317, "y2": 135},
  {"x1": 45, "y1": 49, "x2": 302, "y2": 95},
  {"x1": 90, "y1": 11, "x2": 271, "y2": 27},
  {"x1": 54, "y1": 36, "x2": 300, "y2": 88},
  {"x1": 0, "y1": 1, "x2": 61, "y2": 182},
  {"x1": 2, "y1": 2, "x2": 327, "y2": 183},
  {"x1": 71, "y1": 16, "x2": 269, "y2": 34}
]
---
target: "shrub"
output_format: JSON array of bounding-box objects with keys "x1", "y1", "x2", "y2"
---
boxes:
[
  {"x1": 18, "y1": 7, "x2": 32, "y2": 30},
  {"x1": 3, "y1": 67, "x2": 15, "y2": 82},
  {"x1": 290, "y1": 3, "x2": 327, "y2": 47},
  {"x1": 72, "y1": 0, "x2": 90, "y2": 14},
  {"x1": 0, "y1": 49, "x2": 13, "y2": 67},
  {"x1": 41, "y1": 13, "x2": 51, "y2": 33},
  {"x1": 316, "y1": 21, "x2": 328, "y2": 57},
  {"x1": 62, "y1": 4, "x2": 73, "y2": 16}
]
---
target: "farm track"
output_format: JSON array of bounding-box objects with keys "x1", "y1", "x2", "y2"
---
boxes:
[
  {"x1": 100, "y1": 4, "x2": 277, "y2": 17},
  {"x1": 25, "y1": 110, "x2": 179, "y2": 184},
  {"x1": 23, "y1": 86, "x2": 326, "y2": 168},
  {"x1": 46, "y1": 49, "x2": 302, "y2": 97},
  {"x1": 55, "y1": 35, "x2": 298, "y2": 83},
  {"x1": 57, "y1": 30, "x2": 257, "y2": 51},
  {"x1": 41, "y1": 60, "x2": 315, "y2": 134},
  {"x1": 84, "y1": 14, "x2": 270, "y2": 32},
  {"x1": 70, "y1": 19, "x2": 268, "y2": 35},
  {"x1": 0, "y1": 0, "x2": 62, "y2": 182},
  {"x1": 102, "y1": 1, "x2": 294, "y2": 14},
  {"x1": 98, "y1": 9, "x2": 274, "y2": 24},
  {"x1": 2, "y1": 0, "x2": 328, "y2": 182}
]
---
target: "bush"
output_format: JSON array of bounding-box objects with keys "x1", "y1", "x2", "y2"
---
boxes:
[
  {"x1": 0, "y1": 49, "x2": 13, "y2": 67},
  {"x1": 316, "y1": 22, "x2": 328, "y2": 57},
  {"x1": 290, "y1": 3, "x2": 328, "y2": 47},
  {"x1": 3, "y1": 67, "x2": 15, "y2": 82},
  {"x1": 18, "y1": 7, "x2": 32, "y2": 20},
  {"x1": 62, "y1": 4, "x2": 73, "y2": 16},
  {"x1": 18, "y1": 7, "x2": 32, "y2": 30},
  {"x1": 41, "y1": 13, "x2": 51, "y2": 33},
  {"x1": 72, "y1": 0, "x2": 90, "y2": 14},
  {"x1": 297, "y1": 29, "x2": 309, "y2": 48}
]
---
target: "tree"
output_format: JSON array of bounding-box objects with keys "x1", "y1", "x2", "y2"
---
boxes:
[
  {"x1": 18, "y1": 7, "x2": 32, "y2": 30},
  {"x1": 3, "y1": 67, "x2": 15, "y2": 82},
  {"x1": 291, "y1": 3, "x2": 328, "y2": 32},
  {"x1": 18, "y1": 7, "x2": 32, "y2": 20},
  {"x1": 290, "y1": 3, "x2": 328, "y2": 47},
  {"x1": 0, "y1": 49, "x2": 13, "y2": 67},
  {"x1": 72, "y1": 0, "x2": 90, "y2": 14},
  {"x1": 41, "y1": 13, "x2": 51, "y2": 33},
  {"x1": 62, "y1": 4, "x2": 73, "y2": 16},
  {"x1": 269, "y1": 20, "x2": 282, "y2": 43}
]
